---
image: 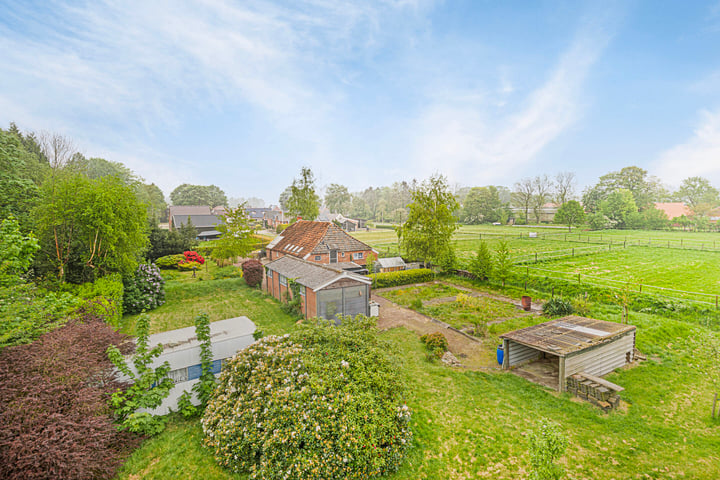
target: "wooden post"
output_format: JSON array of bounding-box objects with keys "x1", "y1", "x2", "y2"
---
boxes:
[
  {"x1": 577, "y1": 273, "x2": 581, "y2": 284},
  {"x1": 535, "y1": 252, "x2": 538, "y2": 263},
  {"x1": 572, "y1": 248, "x2": 575, "y2": 257},
  {"x1": 639, "y1": 284, "x2": 642, "y2": 293},
  {"x1": 552, "y1": 287, "x2": 555, "y2": 298}
]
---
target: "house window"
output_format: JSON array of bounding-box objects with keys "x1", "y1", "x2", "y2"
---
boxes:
[
  {"x1": 315, "y1": 255, "x2": 322, "y2": 261},
  {"x1": 353, "y1": 252, "x2": 364, "y2": 260},
  {"x1": 341, "y1": 252, "x2": 345, "y2": 257},
  {"x1": 280, "y1": 275, "x2": 287, "y2": 286},
  {"x1": 299, "y1": 287, "x2": 305, "y2": 297},
  {"x1": 267, "y1": 269, "x2": 273, "y2": 278}
]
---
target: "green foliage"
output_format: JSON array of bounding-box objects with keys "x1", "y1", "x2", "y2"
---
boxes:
[
  {"x1": 192, "y1": 311, "x2": 216, "y2": 412},
  {"x1": 280, "y1": 279, "x2": 303, "y2": 317},
  {"x1": 211, "y1": 266, "x2": 243, "y2": 279},
  {"x1": 676, "y1": 176, "x2": 719, "y2": 211},
  {"x1": 582, "y1": 166, "x2": 661, "y2": 212},
  {"x1": 542, "y1": 298, "x2": 574, "y2": 317},
  {"x1": 0, "y1": 215, "x2": 40, "y2": 286},
  {"x1": 469, "y1": 240, "x2": 493, "y2": 280},
  {"x1": 212, "y1": 204, "x2": 255, "y2": 261},
  {"x1": 528, "y1": 419, "x2": 569, "y2": 480},
  {"x1": 170, "y1": 183, "x2": 227, "y2": 208},
  {"x1": 0, "y1": 128, "x2": 42, "y2": 229},
  {"x1": 177, "y1": 260, "x2": 203, "y2": 271},
  {"x1": 399, "y1": 174, "x2": 459, "y2": 268},
  {"x1": 286, "y1": 166, "x2": 320, "y2": 221},
  {"x1": 600, "y1": 188, "x2": 637, "y2": 228},
  {"x1": 147, "y1": 222, "x2": 194, "y2": 261},
  {"x1": 202, "y1": 316, "x2": 412, "y2": 479},
  {"x1": 34, "y1": 172, "x2": 148, "y2": 282},
  {"x1": 123, "y1": 263, "x2": 166, "y2": 314},
  {"x1": 156, "y1": 253, "x2": 186, "y2": 269},
  {"x1": 275, "y1": 223, "x2": 288, "y2": 234},
  {"x1": 324, "y1": 183, "x2": 352, "y2": 213},
  {"x1": 420, "y1": 332, "x2": 448, "y2": 358},
  {"x1": 0, "y1": 283, "x2": 82, "y2": 348},
  {"x1": 75, "y1": 273, "x2": 124, "y2": 325},
  {"x1": 462, "y1": 186, "x2": 504, "y2": 224},
  {"x1": 371, "y1": 268, "x2": 434, "y2": 288},
  {"x1": 177, "y1": 390, "x2": 198, "y2": 418},
  {"x1": 587, "y1": 212, "x2": 613, "y2": 230},
  {"x1": 241, "y1": 259, "x2": 264, "y2": 288},
  {"x1": 106, "y1": 313, "x2": 173, "y2": 436},
  {"x1": 554, "y1": 200, "x2": 585, "y2": 231},
  {"x1": 493, "y1": 239, "x2": 513, "y2": 287}
]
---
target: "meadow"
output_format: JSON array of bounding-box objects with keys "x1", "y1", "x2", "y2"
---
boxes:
[{"x1": 116, "y1": 263, "x2": 720, "y2": 480}]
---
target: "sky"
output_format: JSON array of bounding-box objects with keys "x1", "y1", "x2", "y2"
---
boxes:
[{"x1": 2, "y1": 0, "x2": 720, "y2": 205}]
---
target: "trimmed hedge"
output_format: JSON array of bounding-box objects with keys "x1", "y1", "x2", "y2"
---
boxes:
[
  {"x1": 155, "y1": 254, "x2": 185, "y2": 269},
  {"x1": 371, "y1": 268, "x2": 434, "y2": 288}
]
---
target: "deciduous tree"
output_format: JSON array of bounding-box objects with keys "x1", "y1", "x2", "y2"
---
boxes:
[
  {"x1": 212, "y1": 205, "x2": 255, "y2": 263},
  {"x1": 398, "y1": 174, "x2": 459, "y2": 268},
  {"x1": 286, "y1": 167, "x2": 320, "y2": 221},
  {"x1": 170, "y1": 184, "x2": 227, "y2": 207},
  {"x1": 512, "y1": 178, "x2": 535, "y2": 225},
  {"x1": 554, "y1": 200, "x2": 585, "y2": 232},
  {"x1": 324, "y1": 183, "x2": 351, "y2": 213}
]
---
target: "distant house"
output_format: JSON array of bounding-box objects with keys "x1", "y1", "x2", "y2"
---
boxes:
[
  {"x1": 707, "y1": 207, "x2": 720, "y2": 224},
  {"x1": 246, "y1": 207, "x2": 272, "y2": 222},
  {"x1": 265, "y1": 220, "x2": 377, "y2": 271},
  {"x1": 653, "y1": 202, "x2": 692, "y2": 220},
  {"x1": 375, "y1": 257, "x2": 406, "y2": 273},
  {"x1": 265, "y1": 256, "x2": 371, "y2": 320},
  {"x1": 316, "y1": 208, "x2": 363, "y2": 232},
  {"x1": 211, "y1": 206, "x2": 228, "y2": 216},
  {"x1": 168, "y1": 205, "x2": 224, "y2": 238},
  {"x1": 264, "y1": 209, "x2": 290, "y2": 230}
]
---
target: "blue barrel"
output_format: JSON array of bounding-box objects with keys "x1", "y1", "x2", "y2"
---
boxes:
[{"x1": 496, "y1": 345, "x2": 504, "y2": 366}]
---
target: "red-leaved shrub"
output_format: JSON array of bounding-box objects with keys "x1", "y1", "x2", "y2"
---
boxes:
[
  {"x1": 0, "y1": 303, "x2": 140, "y2": 480},
  {"x1": 242, "y1": 259, "x2": 264, "y2": 288},
  {"x1": 183, "y1": 250, "x2": 205, "y2": 265}
]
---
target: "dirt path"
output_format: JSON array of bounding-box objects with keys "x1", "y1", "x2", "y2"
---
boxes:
[{"x1": 373, "y1": 293, "x2": 497, "y2": 370}]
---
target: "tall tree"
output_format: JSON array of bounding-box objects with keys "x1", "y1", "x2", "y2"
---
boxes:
[
  {"x1": 554, "y1": 171, "x2": 576, "y2": 205},
  {"x1": 599, "y1": 189, "x2": 637, "y2": 228},
  {"x1": 0, "y1": 128, "x2": 42, "y2": 229},
  {"x1": 278, "y1": 186, "x2": 292, "y2": 211},
  {"x1": 324, "y1": 183, "x2": 351, "y2": 213},
  {"x1": 286, "y1": 167, "x2": 320, "y2": 221},
  {"x1": 554, "y1": 200, "x2": 585, "y2": 232},
  {"x1": 398, "y1": 174, "x2": 459, "y2": 268},
  {"x1": 676, "y1": 176, "x2": 719, "y2": 213},
  {"x1": 212, "y1": 205, "x2": 256, "y2": 263},
  {"x1": 463, "y1": 186, "x2": 502, "y2": 224},
  {"x1": 582, "y1": 166, "x2": 662, "y2": 212},
  {"x1": 512, "y1": 178, "x2": 535, "y2": 224},
  {"x1": 531, "y1": 175, "x2": 552, "y2": 223},
  {"x1": 137, "y1": 183, "x2": 168, "y2": 221},
  {"x1": 170, "y1": 184, "x2": 227, "y2": 207}
]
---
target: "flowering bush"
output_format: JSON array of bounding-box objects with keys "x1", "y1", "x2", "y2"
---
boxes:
[
  {"x1": 122, "y1": 263, "x2": 165, "y2": 314},
  {"x1": 183, "y1": 250, "x2": 205, "y2": 265},
  {"x1": 202, "y1": 316, "x2": 412, "y2": 479}
]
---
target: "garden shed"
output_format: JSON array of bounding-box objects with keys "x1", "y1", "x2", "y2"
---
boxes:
[
  {"x1": 265, "y1": 255, "x2": 371, "y2": 320},
  {"x1": 139, "y1": 316, "x2": 256, "y2": 415},
  {"x1": 500, "y1": 316, "x2": 636, "y2": 391}
]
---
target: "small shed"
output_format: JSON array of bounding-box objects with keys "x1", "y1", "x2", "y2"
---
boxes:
[
  {"x1": 375, "y1": 256, "x2": 406, "y2": 273},
  {"x1": 138, "y1": 316, "x2": 256, "y2": 415},
  {"x1": 500, "y1": 316, "x2": 636, "y2": 391}
]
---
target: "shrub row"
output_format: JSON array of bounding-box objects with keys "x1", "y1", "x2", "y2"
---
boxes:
[
  {"x1": 74, "y1": 273, "x2": 124, "y2": 326},
  {"x1": 0, "y1": 305, "x2": 139, "y2": 480},
  {"x1": 371, "y1": 268, "x2": 434, "y2": 288}
]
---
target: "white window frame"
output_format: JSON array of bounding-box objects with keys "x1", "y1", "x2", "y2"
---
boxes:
[
  {"x1": 280, "y1": 275, "x2": 287, "y2": 286},
  {"x1": 266, "y1": 269, "x2": 273, "y2": 278},
  {"x1": 353, "y1": 252, "x2": 364, "y2": 260}
]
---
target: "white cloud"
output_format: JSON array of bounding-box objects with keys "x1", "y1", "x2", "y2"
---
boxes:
[
  {"x1": 410, "y1": 15, "x2": 614, "y2": 186},
  {"x1": 655, "y1": 110, "x2": 720, "y2": 186}
]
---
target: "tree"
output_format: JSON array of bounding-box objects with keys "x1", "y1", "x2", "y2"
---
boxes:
[
  {"x1": 470, "y1": 241, "x2": 493, "y2": 280},
  {"x1": 554, "y1": 200, "x2": 585, "y2": 232},
  {"x1": 554, "y1": 171, "x2": 576, "y2": 205},
  {"x1": 528, "y1": 419, "x2": 568, "y2": 480},
  {"x1": 582, "y1": 166, "x2": 662, "y2": 212},
  {"x1": 278, "y1": 186, "x2": 292, "y2": 211},
  {"x1": 512, "y1": 178, "x2": 535, "y2": 225},
  {"x1": 212, "y1": 205, "x2": 255, "y2": 264},
  {"x1": 0, "y1": 215, "x2": 40, "y2": 286},
  {"x1": 493, "y1": 239, "x2": 513, "y2": 287},
  {"x1": 34, "y1": 173, "x2": 148, "y2": 282},
  {"x1": 600, "y1": 189, "x2": 637, "y2": 228},
  {"x1": 463, "y1": 186, "x2": 502, "y2": 224},
  {"x1": 398, "y1": 174, "x2": 459, "y2": 268},
  {"x1": 146, "y1": 221, "x2": 193, "y2": 261},
  {"x1": 286, "y1": 167, "x2": 320, "y2": 221},
  {"x1": 531, "y1": 175, "x2": 552, "y2": 223},
  {"x1": 137, "y1": 183, "x2": 168, "y2": 221},
  {"x1": 676, "y1": 176, "x2": 719, "y2": 212},
  {"x1": 170, "y1": 184, "x2": 227, "y2": 207},
  {"x1": 324, "y1": 183, "x2": 351, "y2": 213},
  {"x1": 0, "y1": 128, "x2": 42, "y2": 229}
]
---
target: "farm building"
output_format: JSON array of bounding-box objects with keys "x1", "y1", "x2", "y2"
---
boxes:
[
  {"x1": 375, "y1": 256, "x2": 406, "y2": 273},
  {"x1": 137, "y1": 316, "x2": 256, "y2": 415},
  {"x1": 265, "y1": 255, "x2": 372, "y2": 320},
  {"x1": 500, "y1": 316, "x2": 636, "y2": 392}
]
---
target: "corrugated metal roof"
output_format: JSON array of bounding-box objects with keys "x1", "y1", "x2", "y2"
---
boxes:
[
  {"x1": 377, "y1": 257, "x2": 406, "y2": 268},
  {"x1": 266, "y1": 255, "x2": 370, "y2": 291},
  {"x1": 500, "y1": 316, "x2": 635, "y2": 357}
]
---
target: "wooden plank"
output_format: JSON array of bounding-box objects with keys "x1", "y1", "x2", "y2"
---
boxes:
[{"x1": 578, "y1": 372, "x2": 624, "y2": 392}]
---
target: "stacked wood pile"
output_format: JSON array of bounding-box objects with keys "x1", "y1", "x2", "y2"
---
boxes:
[{"x1": 566, "y1": 373, "x2": 624, "y2": 412}]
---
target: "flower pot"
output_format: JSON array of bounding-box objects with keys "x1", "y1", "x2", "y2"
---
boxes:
[{"x1": 521, "y1": 295, "x2": 532, "y2": 311}]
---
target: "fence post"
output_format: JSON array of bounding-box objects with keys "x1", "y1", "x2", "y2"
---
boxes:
[
  {"x1": 552, "y1": 287, "x2": 555, "y2": 298},
  {"x1": 577, "y1": 273, "x2": 581, "y2": 284},
  {"x1": 572, "y1": 248, "x2": 575, "y2": 257},
  {"x1": 639, "y1": 284, "x2": 642, "y2": 293},
  {"x1": 716, "y1": 295, "x2": 718, "y2": 309},
  {"x1": 535, "y1": 252, "x2": 538, "y2": 263}
]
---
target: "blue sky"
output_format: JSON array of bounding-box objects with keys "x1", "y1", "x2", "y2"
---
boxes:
[{"x1": 2, "y1": 1, "x2": 720, "y2": 205}]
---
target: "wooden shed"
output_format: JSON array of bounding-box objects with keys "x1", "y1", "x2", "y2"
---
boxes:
[{"x1": 500, "y1": 316, "x2": 636, "y2": 391}]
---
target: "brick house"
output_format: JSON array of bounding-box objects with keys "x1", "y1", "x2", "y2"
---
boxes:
[
  {"x1": 265, "y1": 220, "x2": 377, "y2": 270},
  {"x1": 265, "y1": 256, "x2": 371, "y2": 320},
  {"x1": 264, "y1": 209, "x2": 290, "y2": 230}
]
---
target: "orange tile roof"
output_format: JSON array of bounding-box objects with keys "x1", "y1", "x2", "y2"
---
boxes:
[
  {"x1": 653, "y1": 202, "x2": 691, "y2": 219},
  {"x1": 268, "y1": 220, "x2": 373, "y2": 258}
]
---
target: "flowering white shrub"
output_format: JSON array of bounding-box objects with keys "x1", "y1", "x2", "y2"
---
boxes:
[
  {"x1": 122, "y1": 263, "x2": 165, "y2": 314},
  {"x1": 202, "y1": 316, "x2": 412, "y2": 479}
]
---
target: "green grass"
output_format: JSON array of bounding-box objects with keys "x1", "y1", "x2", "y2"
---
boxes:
[
  {"x1": 381, "y1": 283, "x2": 464, "y2": 305},
  {"x1": 116, "y1": 257, "x2": 720, "y2": 479}
]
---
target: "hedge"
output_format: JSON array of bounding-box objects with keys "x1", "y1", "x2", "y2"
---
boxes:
[{"x1": 370, "y1": 268, "x2": 434, "y2": 288}]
